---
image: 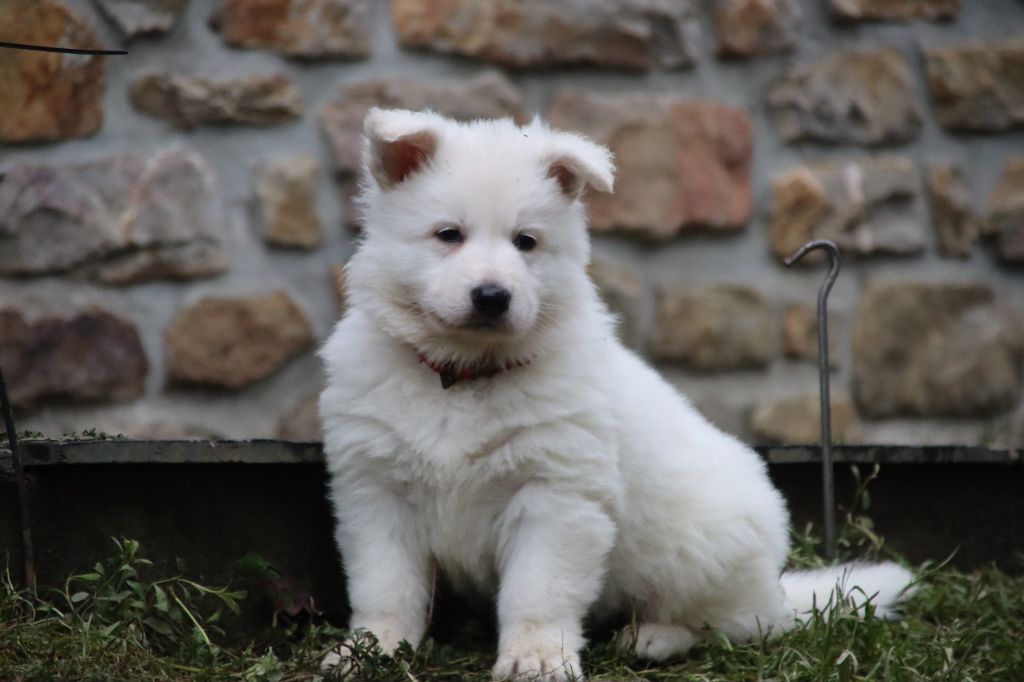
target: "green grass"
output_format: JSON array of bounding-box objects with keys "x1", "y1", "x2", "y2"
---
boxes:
[{"x1": 2, "y1": 475, "x2": 1022, "y2": 681}]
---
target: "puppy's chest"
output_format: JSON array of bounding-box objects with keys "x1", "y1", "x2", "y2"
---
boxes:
[
  {"x1": 400, "y1": 474, "x2": 516, "y2": 588},
  {"x1": 349, "y1": 377, "x2": 579, "y2": 473}
]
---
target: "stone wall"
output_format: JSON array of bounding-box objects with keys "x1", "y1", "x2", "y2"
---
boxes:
[{"x1": 1, "y1": 0, "x2": 1022, "y2": 446}]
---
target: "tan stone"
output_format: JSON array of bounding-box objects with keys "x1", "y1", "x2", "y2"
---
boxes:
[
  {"x1": 925, "y1": 40, "x2": 1024, "y2": 132},
  {"x1": 852, "y1": 283, "x2": 1023, "y2": 417},
  {"x1": 0, "y1": 308, "x2": 147, "y2": 410},
  {"x1": 0, "y1": 0, "x2": 105, "y2": 142},
  {"x1": 828, "y1": 0, "x2": 957, "y2": 21},
  {"x1": 770, "y1": 158, "x2": 925, "y2": 261},
  {"x1": 165, "y1": 292, "x2": 314, "y2": 388},
  {"x1": 95, "y1": 0, "x2": 188, "y2": 39},
  {"x1": 321, "y1": 73, "x2": 525, "y2": 175},
  {"x1": 278, "y1": 394, "x2": 323, "y2": 441},
  {"x1": 548, "y1": 91, "x2": 753, "y2": 239},
  {"x1": 0, "y1": 149, "x2": 227, "y2": 283},
  {"x1": 769, "y1": 168, "x2": 829, "y2": 261},
  {"x1": 651, "y1": 285, "x2": 779, "y2": 371},
  {"x1": 257, "y1": 156, "x2": 323, "y2": 249},
  {"x1": 130, "y1": 72, "x2": 302, "y2": 130},
  {"x1": 765, "y1": 48, "x2": 922, "y2": 145},
  {"x1": 751, "y1": 394, "x2": 863, "y2": 445},
  {"x1": 588, "y1": 258, "x2": 644, "y2": 349},
  {"x1": 929, "y1": 165, "x2": 977, "y2": 258},
  {"x1": 985, "y1": 158, "x2": 1024, "y2": 263},
  {"x1": 217, "y1": 0, "x2": 371, "y2": 59},
  {"x1": 713, "y1": 0, "x2": 800, "y2": 58},
  {"x1": 783, "y1": 304, "x2": 839, "y2": 368},
  {"x1": 391, "y1": 0, "x2": 698, "y2": 71}
]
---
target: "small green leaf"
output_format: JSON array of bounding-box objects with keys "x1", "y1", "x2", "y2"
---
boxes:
[
  {"x1": 69, "y1": 591, "x2": 89, "y2": 603},
  {"x1": 153, "y1": 584, "x2": 169, "y2": 613},
  {"x1": 143, "y1": 616, "x2": 173, "y2": 636}
]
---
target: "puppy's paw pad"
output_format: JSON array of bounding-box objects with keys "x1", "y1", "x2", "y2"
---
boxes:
[
  {"x1": 618, "y1": 623, "x2": 697, "y2": 661},
  {"x1": 492, "y1": 652, "x2": 581, "y2": 681}
]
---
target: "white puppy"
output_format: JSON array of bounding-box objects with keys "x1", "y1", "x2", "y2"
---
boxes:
[{"x1": 319, "y1": 109, "x2": 913, "y2": 681}]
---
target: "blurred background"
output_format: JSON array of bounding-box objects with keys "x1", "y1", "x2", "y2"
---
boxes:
[{"x1": 1, "y1": 0, "x2": 1022, "y2": 447}]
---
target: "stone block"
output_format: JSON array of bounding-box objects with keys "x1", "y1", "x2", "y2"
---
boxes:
[
  {"x1": 130, "y1": 72, "x2": 302, "y2": 130},
  {"x1": 95, "y1": 0, "x2": 188, "y2": 39},
  {"x1": 765, "y1": 48, "x2": 922, "y2": 145},
  {"x1": 652, "y1": 285, "x2": 779, "y2": 371},
  {"x1": 751, "y1": 393, "x2": 862, "y2": 444},
  {"x1": 391, "y1": 0, "x2": 698, "y2": 70},
  {"x1": 770, "y1": 157, "x2": 925, "y2": 260},
  {"x1": 713, "y1": 0, "x2": 800, "y2": 58},
  {"x1": 985, "y1": 158, "x2": 1024, "y2": 263},
  {"x1": 828, "y1": 0, "x2": 957, "y2": 21},
  {"x1": 852, "y1": 283, "x2": 1023, "y2": 417},
  {"x1": 257, "y1": 156, "x2": 323, "y2": 249},
  {"x1": 548, "y1": 90, "x2": 753, "y2": 239},
  {"x1": 783, "y1": 304, "x2": 839, "y2": 367},
  {"x1": 165, "y1": 292, "x2": 314, "y2": 389},
  {"x1": 215, "y1": 0, "x2": 371, "y2": 59},
  {"x1": 924, "y1": 39, "x2": 1024, "y2": 132},
  {"x1": 0, "y1": 0, "x2": 104, "y2": 142},
  {"x1": 928, "y1": 165, "x2": 977, "y2": 258},
  {"x1": 0, "y1": 308, "x2": 147, "y2": 409},
  {"x1": 0, "y1": 149, "x2": 227, "y2": 283}
]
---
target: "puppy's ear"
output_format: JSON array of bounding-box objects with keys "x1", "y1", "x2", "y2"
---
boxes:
[
  {"x1": 545, "y1": 132, "x2": 615, "y2": 199},
  {"x1": 364, "y1": 108, "x2": 442, "y2": 189}
]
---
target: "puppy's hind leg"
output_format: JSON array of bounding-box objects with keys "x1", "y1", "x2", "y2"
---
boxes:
[{"x1": 615, "y1": 622, "x2": 700, "y2": 661}]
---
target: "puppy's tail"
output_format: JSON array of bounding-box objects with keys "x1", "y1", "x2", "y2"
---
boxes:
[{"x1": 779, "y1": 561, "x2": 916, "y2": 624}]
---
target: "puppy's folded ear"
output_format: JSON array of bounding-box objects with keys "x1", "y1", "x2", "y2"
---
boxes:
[
  {"x1": 364, "y1": 108, "x2": 442, "y2": 189},
  {"x1": 545, "y1": 131, "x2": 615, "y2": 199}
]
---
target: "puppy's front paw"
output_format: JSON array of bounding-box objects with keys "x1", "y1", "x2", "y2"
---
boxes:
[
  {"x1": 319, "y1": 648, "x2": 350, "y2": 673},
  {"x1": 320, "y1": 626, "x2": 408, "y2": 676},
  {"x1": 492, "y1": 648, "x2": 581, "y2": 681}
]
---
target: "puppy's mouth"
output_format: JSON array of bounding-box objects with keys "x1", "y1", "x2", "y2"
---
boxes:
[
  {"x1": 461, "y1": 315, "x2": 513, "y2": 332},
  {"x1": 417, "y1": 301, "x2": 521, "y2": 337},
  {"x1": 427, "y1": 310, "x2": 517, "y2": 336}
]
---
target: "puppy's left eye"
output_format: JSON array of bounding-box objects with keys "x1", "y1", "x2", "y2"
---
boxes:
[
  {"x1": 513, "y1": 233, "x2": 537, "y2": 252},
  {"x1": 436, "y1": 226, "x2": 464, "y2": 244}
]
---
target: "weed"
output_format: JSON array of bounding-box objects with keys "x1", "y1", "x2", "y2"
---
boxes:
[{"x1": 1, "y1": 507, "x2": 1022, "y2": 681}]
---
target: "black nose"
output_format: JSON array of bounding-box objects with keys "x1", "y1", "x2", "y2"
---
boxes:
[{"x1": 471, "y1": 283, "x2": 511, "y2": 318}]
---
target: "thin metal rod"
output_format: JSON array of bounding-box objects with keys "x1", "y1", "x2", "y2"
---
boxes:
[
  {"x1": 0, "y1": 40, "x2": 127, "y2": 56},
  {"x1": 784, "y1": 239, "x2": 842, "y2": 561},
  {"x1": 0, "y1": 363, "x2": 36, "y2": 592}
]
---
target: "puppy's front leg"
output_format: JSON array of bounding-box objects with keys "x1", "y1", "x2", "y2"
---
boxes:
[
  {"x1": 324, "y1": 478, "x2": 430, "y2": 668},
  {"x1": 493, "y1": 484, "x2": 615, "y2": 681}
]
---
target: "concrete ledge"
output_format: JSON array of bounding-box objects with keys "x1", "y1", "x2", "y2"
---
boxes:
[
  {"x1": 2, "y1": 440, "x2": 1021, "y2": 627},
  {"x1": 3, "y1": 440, "x2": 1020, "y2": 474}
]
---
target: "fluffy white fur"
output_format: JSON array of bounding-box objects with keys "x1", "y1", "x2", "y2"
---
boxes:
[{"x1": 319, "y1": 109, "x2": 915, "y2": 681}]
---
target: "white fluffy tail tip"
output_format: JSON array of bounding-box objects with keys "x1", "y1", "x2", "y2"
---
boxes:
[{"x1": 781, "y1": 561, "x2": 917, "y2": 621}]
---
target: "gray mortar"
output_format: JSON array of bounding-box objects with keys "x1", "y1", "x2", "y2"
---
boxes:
[{"x1": 2, "y1": 0, "x2": 1023, "y2": 443}]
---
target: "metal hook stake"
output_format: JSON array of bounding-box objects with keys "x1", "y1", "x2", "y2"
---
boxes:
[
  {"x1": 0, "y1": 362, "x2": 35, "y2": 592},
  {"x1": 784, "y1": 239, "x2": 842, "y2": 561}
]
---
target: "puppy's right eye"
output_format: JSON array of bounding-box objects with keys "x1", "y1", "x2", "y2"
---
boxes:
[{"x1": 435, "y1": 226, "x2": 464, "y2": 244}]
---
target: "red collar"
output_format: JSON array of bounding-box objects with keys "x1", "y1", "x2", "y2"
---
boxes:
[{"x1": 417, "y1": 352, "x2": 530, "y2": 389}]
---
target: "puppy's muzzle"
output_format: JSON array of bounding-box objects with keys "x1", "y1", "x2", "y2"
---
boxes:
[{"x1": 471, "y1": 283, "x2": 511, "y2": 319}]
